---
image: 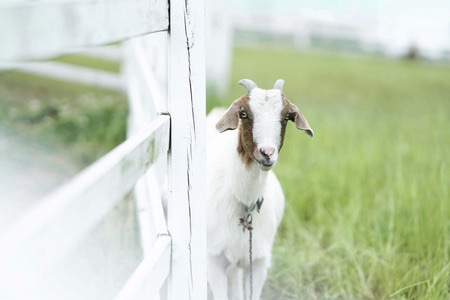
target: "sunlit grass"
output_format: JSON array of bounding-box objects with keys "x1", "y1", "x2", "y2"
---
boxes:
[{"x1": 209, "y1": 46, "x2": 449, "y2": 299}]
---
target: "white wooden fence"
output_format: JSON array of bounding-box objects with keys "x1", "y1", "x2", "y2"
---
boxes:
[
  {"x1": 0, "y1": 0, "x2": 206, "y2": 299},
  {"x1": 0, "y1": 47, "x2": 124, "y2": 91}
]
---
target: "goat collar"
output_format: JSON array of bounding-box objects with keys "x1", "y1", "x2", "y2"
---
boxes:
[
  {"x1": 244, "y1": 197, "x2": 264, "y2": 214},
  {"x1": 239, "y1": 197, "x2": 264, "y2": 233}
]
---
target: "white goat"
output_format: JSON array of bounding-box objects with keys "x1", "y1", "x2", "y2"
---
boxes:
[{"x1": 207, "y1": 79, "x2": 313, "y2": 299}]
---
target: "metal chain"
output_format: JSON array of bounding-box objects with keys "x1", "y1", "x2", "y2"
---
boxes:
[
  {"x1": 240, "y1": 211, "x2": 254, "y2": 300},
  {"x1": 248, "y1": 223, "x2": 253, "y2": 300},
  {"x1": 239, "y1": 198, "x2": 263, "y2": 300}
]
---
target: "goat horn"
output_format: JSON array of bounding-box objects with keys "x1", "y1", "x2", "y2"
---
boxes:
[
  {"x1": 238, "y1": 79, "x2": 257, "y2": 93},
  {"x1": 273, "y1": 79, "x2": 285, "y2": 91}
]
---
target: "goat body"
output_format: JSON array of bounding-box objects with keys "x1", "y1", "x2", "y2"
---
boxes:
[{"x1": 207, "y1": 79, "x2": 313, "y2": 299}]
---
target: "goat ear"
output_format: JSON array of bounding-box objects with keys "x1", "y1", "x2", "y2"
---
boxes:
[
  {"x1": 216, "y1": 101, "x2": 240, "y2": 133},
  {"x1": 289, "y1": 101, "x2": 314, "y2": 137}
]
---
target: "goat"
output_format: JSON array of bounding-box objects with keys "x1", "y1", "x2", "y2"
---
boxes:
[{"x1": 206, "y1": 79, "x2": 313, "y2": 299}]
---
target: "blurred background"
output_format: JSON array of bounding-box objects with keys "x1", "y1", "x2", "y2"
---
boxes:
[
  {"x1": 0, "y1": 0, "x2": 449, "y2": 299},
  {"x1": 206, "y1": 0, "x2": 450, "y2": 95}
]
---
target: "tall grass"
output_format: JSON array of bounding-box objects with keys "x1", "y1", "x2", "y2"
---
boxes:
[{"x1": 209, "y1": 47, "x2": 449, "y2": 299}]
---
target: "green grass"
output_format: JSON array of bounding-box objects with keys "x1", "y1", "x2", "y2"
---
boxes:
[
  {"x1": 0, "y1": 71, "x2": 127, "y2": 164},
  {"x1": 209, "y1": 47, "x2": 449, "y2": 299},
  {"x1": 1, "y1": 46, "x2": 448, "y2": 299}
]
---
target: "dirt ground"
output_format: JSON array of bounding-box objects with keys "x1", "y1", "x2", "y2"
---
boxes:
[{"x1": 0, "y1": 125, "x2": 81, "y2": 231}]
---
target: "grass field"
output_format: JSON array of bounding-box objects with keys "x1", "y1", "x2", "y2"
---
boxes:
[
  {"x1": 209, "y1": 47, "x2": 449, "y2": 299},
  {"x1": 1, "y1": 46, "x2": 448, "y2": 299}
]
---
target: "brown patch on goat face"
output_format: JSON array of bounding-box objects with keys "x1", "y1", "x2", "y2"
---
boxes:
[
  {"x1": 215, "y1": 95, "x2": 257, "y2": 167},
  {"x1": 235, "y1": 97, "x2": 257, "y2": 167},
  {"x1": 279, "y1": 96, "x2": 300, "y2": 151},
  {"x1": 279, "y1": 108, "x2": 289, "y2": 151}
]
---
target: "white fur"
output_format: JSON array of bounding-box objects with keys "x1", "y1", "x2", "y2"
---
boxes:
[
  {"x1": 249, "y1": 88, "x2": 284, "y2": 165},
  {"x1": 206, "y1": 104, "x2": 285, "y2": 300}
]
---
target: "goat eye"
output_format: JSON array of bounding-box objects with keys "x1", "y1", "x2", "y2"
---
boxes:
[
  {"x1": 240, "y1": 111, "x2": 248, "y2": 119},
  {"x1": 284, "y1": 114, "x2": 291, "y2": 121}
]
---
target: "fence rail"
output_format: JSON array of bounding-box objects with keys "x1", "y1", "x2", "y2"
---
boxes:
[
  {"x1": 0, "y1": 0, "x2": 169, "y2": 61},
  {"x1": 0, "y1": 0, "x2": 206, "y2": 299}
]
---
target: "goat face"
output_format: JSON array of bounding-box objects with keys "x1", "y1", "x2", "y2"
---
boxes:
[{"x1": 216, "y1": 79, "x2": 313, "y2": 171}]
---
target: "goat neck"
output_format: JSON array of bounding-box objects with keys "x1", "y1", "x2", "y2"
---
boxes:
[{"x1": 230, "y1": 145, "x2": 268, "y2": 208}]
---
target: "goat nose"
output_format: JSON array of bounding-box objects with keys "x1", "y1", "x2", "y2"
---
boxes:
[{"x1": 260, "y1": 147, "x2": 275, "y2": 160}]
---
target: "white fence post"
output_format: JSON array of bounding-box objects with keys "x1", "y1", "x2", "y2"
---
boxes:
[{"x1": 166, "y1": 0, "x2": 207, "y2": 298}]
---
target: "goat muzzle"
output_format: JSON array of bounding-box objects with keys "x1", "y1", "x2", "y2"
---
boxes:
[{"x1": 256, "y1": 146, "x2": 277, "y2": 170}]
